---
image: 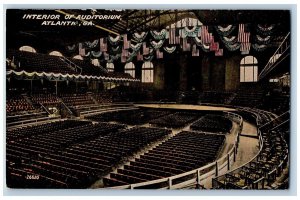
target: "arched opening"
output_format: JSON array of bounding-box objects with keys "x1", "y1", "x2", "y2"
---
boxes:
[
  {"x1": 106, "y1": 62, "x2": 114, "y2": 72},
  {"x1": 240, "y1": 56, "x2": 258, "y2": 82},
  {"x1": 124, "y1": 62, "x2": 135, "y2": 78},
  {"x1": 19, "y1": 46, "x2": 37, "y2": 53},
  {"x1": 142, "y1": 61, "x2": 154, "y2": 83},
  {"x1": 49, "y1": 51, "x2": 63, "y2": 57}
]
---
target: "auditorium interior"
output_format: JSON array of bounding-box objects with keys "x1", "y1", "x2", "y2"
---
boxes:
[{"x1": 5, "y1": 9, "x2": 291, "y2": 190}]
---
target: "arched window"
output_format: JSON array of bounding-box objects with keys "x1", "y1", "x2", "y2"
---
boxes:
[
  {"x1": 142, "y1": 61, "x2": 154, "y2": 83},
  {"x1": 106, "y1": 62, "x2": 114, "y2": 72},
  {"x1": 240, "y1": 56, "x2": 258, "y2": 82},
  {"x1": 49, "y1": 51, "x2": 63, "y2": 57},
  {"x1": 19, "y1": 46, "x2": 36, "y2": 53},
  {"x1": 73, "y1": 55, "x2": 83, "y2": 60},
  {"x1": 124, "y1": 62, "x2": 135, "y2": 78}
]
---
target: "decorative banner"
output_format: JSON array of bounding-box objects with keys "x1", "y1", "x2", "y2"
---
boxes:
[
  {"x1": 100, "y1": 38, "x2": 107, "y2": 52},
  {"x1": 252, "y1": 43, "x2": 268, "y2": 52},
  {"x1": 123, "y1": 34, "x2": 130, "y2": 50},
  {"x1": 215, "y1": 25, "x2": 236, "y2": 36},
  {"x1": 163, "y1": 46, "x2": 177, "y2": 54},
  {"x1": 257, "y1": 24, "x2": 275, "y2": 36},
  {"x1": 108, "y1": 35, "x2": 121, "y2": 45},
  {"x1": 222, "y1": 36, "x2": 237, "y2": 45},
  {"x1": 7, "y1": 70, "x2": 140, "y2": 82},
  {"x1": 83, "y1": 51, "x2": 90, "y2": 57},
  {"x1": 150, "y1": 29, "x2": 167, "y2": 40},
  {"x1": 85, "y1": 39, "x2": 99, "y2": 49},
  {"x1": 132, "y1": 31, "x2": 148, "y2": 42},
  {"x1": 150, "y1": 39, "x2": 165, "y2": 49},
  {"x1": 130, "y1": 42, "x2": 142, "y2": 51},
  {"x1": 143, "y1": 54, "x2": 154, "y2": 62},
  {"x1": 182, "y1": 26, "x2": 200, "y2": 38},
  {"x1": 66, "y1": 44, "x2": 76, "y2": 52},
  {"x1": 91, "y1": 50, "x2": 102, "y2": 58},
  {"x1": 111, "y1": 46, "x2": 122, "y2": 53},
  {"x1": 192, "y1": 44, "x2": 199, "y2": 56},
  {"x1": 256, "y1": 35, "x2": 271, "y2": 44},
  {"x1": 215, "y1": 48, "x2": 223, "y2": 56},
  {"x1": 224, "y1": 42, "x2": 241, "y2": 51},
  {"x1": 78, "y1": 43, "x2": 85, "y2": 56}
]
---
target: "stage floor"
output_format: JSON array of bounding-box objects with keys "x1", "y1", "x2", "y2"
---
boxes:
[{"x1": 135, "y1": 103, "x2": 236, "y2": 111}]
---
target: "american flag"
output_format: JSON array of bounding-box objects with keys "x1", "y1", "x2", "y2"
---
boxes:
[
  {"x1": 210, "y1": 41, "x2": 219, "y2": 52},
  {"x1": 238, "y1": 24, "x2": 251, "y2": 43},
  {"x1": 137, "y1": 51, "x2": 143, "y2": 61},
  {"x1": 121, "y1": 48, "x2": 128, "y2": 57},
  {"x1": 191, "y1": 44, "x2": 199, "y2": 56},
  {"x1": 215, "y1": 48, "x2": 223, "y2": 56},
  {"x1": 100, "y1": 38, "x2": 107, "y2": 52},
  {"x1": 201, "y1": 26, "x2": 210, "y2": 44},
  {"x1": 78, "y1": 43, "x2": 85, "y2": 56},
  {"x1": 143, "y1": 42, "x2": 150, "y2": 55},
  {"x1": 156, "y1": 49, "x2": 164, "y2": 59},
  {"x1": 240, "y1": 42, "x2": 251, "y2": 53},
  {"x1": 169, "y1": 28, "x2": 176, "y2": 44},
  {"x1": 123, "y1": 34, "x2": 130, "y2": 50}
]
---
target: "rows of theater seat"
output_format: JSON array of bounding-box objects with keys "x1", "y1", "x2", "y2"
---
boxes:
[
  {"x1": 150, "y1": 112, "x2": 200, "y2": 128},
  {"x1": 86, "y1": 108, "x2": 172, "y2": 125},
  {"x1": 104, "y1": 131, "x2": 225, "y2": 188},
  {"x1": 6, "y1": 94, "x2": 35, "y2": 114},
  {"x1": 7, "y1": 50, "x2": 78, "y2": 74},
  {"x1": 190, "y1": 114, "x2": 232, "y2": 133},
  {"x1": 6, "y1": 120, "x2": 127, "y2": 188},
  {"x1": 213, "y1": 110, "x2": 289, "y2": 189}
]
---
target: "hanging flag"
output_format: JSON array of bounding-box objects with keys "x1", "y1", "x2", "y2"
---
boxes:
[
  {"x1": 100, "y1": 38, "x2": 107, "y2": 52},
  {"x1": 191, "y1": 44, "x2": 199, "y2": 56},
  {"x1": 156, "y1": 49, "x2": 164, "y2": 59},
  {"x1": 143, "y1": 42, "x2": 150, "y2": 55},
  {"x1": 78, "y1": 43, "x2": 85, "y2": 56},
  {"x1": 137, "y1": 51, "x2": 143, "y2": 61},
  {"x1": 210, "y1": 41, "x2": 219, "y2": 51},
  {"x1": 240, "y1": 42, "x2": 251, "y2": 52},
  {"x1": 182, "y1": 38, "x2": 191, "y2": 51},
  {"x1": 238, "y1": 24, "x2": 251, "y2": 43},
  {"x1": 201, "y1": 26, "x2": 210, "y2": 44},
  {"x1": 123, "y1": 34, "x2": 130, "y2": 49},
  {"x1": 169, "y1": 28, "x2": 176, "y2": 44},
  {"x1": 215, "y1": 48, "x2": 223, "y2": 56}
]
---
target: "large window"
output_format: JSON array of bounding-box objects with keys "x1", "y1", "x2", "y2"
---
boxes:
[
  {"x1": 240, "y1": 56, "x2": 258, "y2": 82},
  {"x1": 124, "y1": 62, "x2": 135, "y2": 78},
  {"x1": 106, "y1": 62, "x2": 114, "y2": 72},
  {"x1": 142, "y1": 61, "x2": 154, "y2": 83}
]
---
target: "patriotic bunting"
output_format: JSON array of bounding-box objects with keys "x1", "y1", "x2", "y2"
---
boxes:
[
  {"x1": 215, "y1": 48, "x2": 223, "y2": 56},
  {"x1": 192, "y1": 45, "x2": 199, "y2": 57},
  {"x1": 156, "y1": 49, "x2": 164, "y2": 59}
]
